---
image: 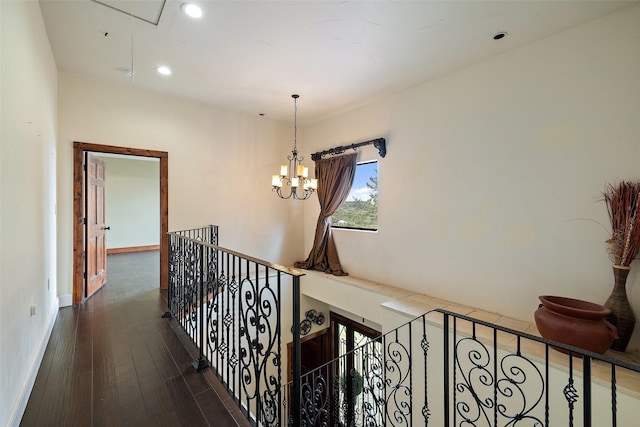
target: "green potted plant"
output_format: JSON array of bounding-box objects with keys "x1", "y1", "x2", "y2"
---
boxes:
[{"x1": 339, "y1": 369, "x2": 364, "y2": 397}]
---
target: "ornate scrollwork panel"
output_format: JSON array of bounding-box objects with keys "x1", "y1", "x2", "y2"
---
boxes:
[
  {"x1": 237, "y1": 272, "x2": 282, "y2": 425},
  {"x1": 384, "y1": 340, "x2": 412, "y2": 426},
  {"x1": 301, "y1": 373, "x2": 330, "y2": 427},
  {"x1": 454, "y1": 336, "x2": 545, "y2": 427}
]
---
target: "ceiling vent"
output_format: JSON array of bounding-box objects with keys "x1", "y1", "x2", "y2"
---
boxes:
[{"x1": 91, "y1": 0, "x2": 166, "y2": 26}]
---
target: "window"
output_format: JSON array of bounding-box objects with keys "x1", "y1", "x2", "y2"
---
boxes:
[{"x1": 332, "y1": 160, "x2": 378, "y2": 231}]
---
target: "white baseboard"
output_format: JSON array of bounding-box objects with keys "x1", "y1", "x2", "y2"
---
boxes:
[
  {"x1": 8, "y1": 298, "x2": 59, "y2": 427},
  {"x1": 58, "y1": 293, "x2": 72, "y2": 307}
]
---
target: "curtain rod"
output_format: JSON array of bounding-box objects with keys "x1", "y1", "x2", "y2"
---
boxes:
[{"x1": 310, "y1": 138, "x2": 386, "y2": 161}]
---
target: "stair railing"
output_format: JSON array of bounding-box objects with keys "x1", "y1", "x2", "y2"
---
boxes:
[
  {"x1": 165, "y1": 225, "x2": 305, "y2": 426},
  {"x1": 285, "y1": 308, "x2": 640, "y2": 426},
  {"x1": 165, "y1": 226, "x2": 640, "y2": 426}
]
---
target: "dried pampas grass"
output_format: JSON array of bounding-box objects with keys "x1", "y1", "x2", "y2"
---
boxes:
[{"x1": 603, "y1": 181, "x2": 640, "y2": 266}]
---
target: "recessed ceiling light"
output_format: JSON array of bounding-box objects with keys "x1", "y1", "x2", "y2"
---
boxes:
[
  {"x1": 181, "y1": 3, "x2": 203, "y2": 19},
  {"x1": 493, "y1": 32, "x2": 508, "y2": 40},
  {"x1": 156, "y1": 65, "x2": 172, "y2": 76}
]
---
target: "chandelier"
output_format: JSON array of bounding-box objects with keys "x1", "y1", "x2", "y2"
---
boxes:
[{"x1": 272, "y1": 94, "x2": 317, "y2": 200}]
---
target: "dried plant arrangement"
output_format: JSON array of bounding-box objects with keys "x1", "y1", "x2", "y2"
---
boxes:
[{"x1": 603, "y1": 181, "x2": 640, "y2": 266}]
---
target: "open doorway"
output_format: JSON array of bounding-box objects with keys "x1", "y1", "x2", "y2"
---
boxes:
[
  {"x1": 72, "y1": 141, "x2": 169, "y2": 305},
  {"x1": 95, "y1": 153, "x2": 160, "y2": 255}
]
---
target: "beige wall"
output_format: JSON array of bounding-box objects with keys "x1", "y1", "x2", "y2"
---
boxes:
[
  {"x1": 0, "y1": 1, "x2": 59, "y2": 425},
  {"x1": 95, "y1": 155, "x2": 160, "y2": 249},
  {"x1": 302, "y1": 4, "x2": 640, "y2": 350},
  {"x1": 57, "y1": 72, "x2": 305, "y2": 298}
]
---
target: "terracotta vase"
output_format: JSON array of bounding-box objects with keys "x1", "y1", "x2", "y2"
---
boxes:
[
  {"x1": 604, "y1": 265, "x2": 636, "y2": 352},
  {"x1": 534, "y1": 295, "x2": 618, "y2": 354}
]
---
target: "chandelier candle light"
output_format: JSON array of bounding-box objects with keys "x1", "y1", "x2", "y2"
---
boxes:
[{"x1": 272, "y1": 94, "x2": 318, "y2": 200}]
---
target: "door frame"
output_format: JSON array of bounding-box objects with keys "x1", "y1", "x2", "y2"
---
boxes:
[{"x1": 73, "y1": 141, "x2": 169, "y2": 305}]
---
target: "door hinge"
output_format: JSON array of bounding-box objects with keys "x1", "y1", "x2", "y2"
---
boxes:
[
  {"x1": 83, "y1": 163, "x2": 87, "y2": 172},
  {"x1": 83, "y1": 217, "x2": 87, "y2": 225},
  {"x1": 83, "y1": 272, "x2": 87, "y2": 279}
]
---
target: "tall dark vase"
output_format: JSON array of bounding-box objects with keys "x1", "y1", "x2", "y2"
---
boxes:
[{"x1": 604, "y1": 265, "x2": 636, "y2": 352}]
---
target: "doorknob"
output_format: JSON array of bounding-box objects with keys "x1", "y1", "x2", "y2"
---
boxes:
[{"x1": 104, "y1": 226, "x2": 111, "y2": 230}]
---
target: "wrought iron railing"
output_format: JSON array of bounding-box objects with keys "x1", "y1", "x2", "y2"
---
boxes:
[
  {"x1": 166, "y1": 227, "x2": 639, "y2": 426},
  {"x1": 285, "y1": 309, "x2": 640, "y2": 427},
  {"x1": 165, "y1": 225, "x2": 305, "y2": 426},
  {"x1": 171, "y1": 224, "x2": 219, "y2": 242}
]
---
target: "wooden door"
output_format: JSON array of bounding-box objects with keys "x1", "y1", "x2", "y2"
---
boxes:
[
  {"x1": 287, "y1": 328, "x2": 331, "y2": 382},
  {"x1": 86, "y1": 153, "x2": 108, "y2": 297},
  {"x1": 286, "y1": 328, "x2": 331, "y2": 424}
]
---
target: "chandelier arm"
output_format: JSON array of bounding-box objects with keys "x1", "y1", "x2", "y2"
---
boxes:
[
  {"x1": 292, "y1": 188, "x2": 312, "y2": 201},
  {"x1": 298, "y1": 190, "x2": 313, "y2": 200},
  {"x1": 275, "y1": 185, "x2": 314, "y2": 201},
  {"x1": 274, "y1": 186, "x2": 293, "y2": 200}
]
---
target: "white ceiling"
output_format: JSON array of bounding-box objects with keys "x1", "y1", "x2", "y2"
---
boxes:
[{"x1": 39, "y1": 0, "x2": 637, "y2": 123}]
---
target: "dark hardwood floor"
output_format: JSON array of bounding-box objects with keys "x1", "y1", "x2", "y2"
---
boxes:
[{"x1": 21, "y1": 251, "x2": 250, "y2": 427}]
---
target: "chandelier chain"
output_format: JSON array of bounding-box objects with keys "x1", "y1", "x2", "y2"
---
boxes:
[{"x1": 292, "y1": 94, "x2": 299, "y2": 155}]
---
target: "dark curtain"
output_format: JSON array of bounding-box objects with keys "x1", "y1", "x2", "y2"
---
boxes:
[{"x1": 294, "y1": 152, "x2": 358, "y2": 276}]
